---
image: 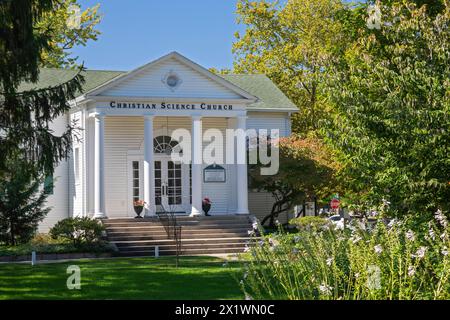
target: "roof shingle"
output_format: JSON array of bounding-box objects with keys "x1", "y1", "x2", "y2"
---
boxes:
[{"x1": 18, "y1": 68, "x2": 298, "y2": 112}]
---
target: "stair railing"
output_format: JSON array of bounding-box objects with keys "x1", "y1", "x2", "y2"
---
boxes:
[{"x1": 156, "y1": 201, "x2": 182, "y2": 267}]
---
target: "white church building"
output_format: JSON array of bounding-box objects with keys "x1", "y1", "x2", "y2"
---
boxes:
[{"x1": 38, "y1": 52, "x2": 297, "y2": 231}]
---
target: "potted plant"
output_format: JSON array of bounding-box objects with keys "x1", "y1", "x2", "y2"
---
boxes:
[
  {"x1": 202, "y1": 197, "x2": 211, "y2": 216},
  {"x1": 133, "y1": 200, "x2": 145, "y2": 218}
]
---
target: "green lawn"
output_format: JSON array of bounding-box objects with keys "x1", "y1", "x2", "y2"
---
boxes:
[{"x1": 0, "y1": 256, "x2": 243, "y2": 300}]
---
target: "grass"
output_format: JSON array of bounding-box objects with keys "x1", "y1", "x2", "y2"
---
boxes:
[{"x1": 0, "y1": 256, "x2": 243, "y2": 300}]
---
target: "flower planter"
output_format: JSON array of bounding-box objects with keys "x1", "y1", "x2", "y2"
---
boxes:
[{"x1": 134, "y1": 206, "x2": 144, "y2": 218}]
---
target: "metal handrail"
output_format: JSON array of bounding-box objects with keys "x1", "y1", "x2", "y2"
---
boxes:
[{"x1": 156, "y1": 201, "x2": 182, "y2": 267}]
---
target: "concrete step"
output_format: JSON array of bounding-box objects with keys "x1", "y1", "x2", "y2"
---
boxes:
[
  {"x1": 104, "y1": 221, "x2": 252, "y2": 229},
  {"x1": 104, "y1": 215, "x2": 256, "y2": 256},
  {"x1": 113, "y1": 237, "x2": 252, "y2": 247},
  {"x1": 106, "y1": 227, "x2": 252, "y2": 236},
  {"x1": 108, "y1": 232, "x2": 251, "y2": 241}
]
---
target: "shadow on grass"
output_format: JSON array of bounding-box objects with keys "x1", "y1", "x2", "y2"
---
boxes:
[{"x1": 0, "y1": 256, "x2": 243, "y2": 300}]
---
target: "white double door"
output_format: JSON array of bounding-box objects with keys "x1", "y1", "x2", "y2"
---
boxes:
[{"x1": 129, "y1": 155, "x2": 190, "y2": 216}]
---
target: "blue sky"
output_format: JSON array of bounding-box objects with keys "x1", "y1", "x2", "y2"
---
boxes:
[{"x1": 72, "y1": 0, "x2": 247, "y2": 71}]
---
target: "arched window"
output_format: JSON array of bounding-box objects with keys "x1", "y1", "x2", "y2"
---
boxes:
[{"x1": 153, "y1": 135, "x2": 182, "y2": 154}]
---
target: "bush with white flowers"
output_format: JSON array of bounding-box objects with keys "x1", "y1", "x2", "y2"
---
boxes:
[{"x1": 239, "y1": 210, "x2": 450, "y2": 300}]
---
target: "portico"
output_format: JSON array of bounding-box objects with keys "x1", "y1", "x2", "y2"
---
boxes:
[{"x1": 90, "y1": 111, "x2": 250, "y2": 218}]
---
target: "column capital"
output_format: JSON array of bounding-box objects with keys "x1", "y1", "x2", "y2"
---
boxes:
[
  {"x1": 143, "y1": 114, "x2": 155, "y2": 121},
  {"x1": 90, "y1": 111, "x2": 105, "y2": 119},
  {"x1": 191, "y1": 115, "x2": 202, "y2": 121}
]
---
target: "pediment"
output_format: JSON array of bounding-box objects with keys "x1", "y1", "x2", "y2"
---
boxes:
[{"x1": 86, "y1": 52, "x2": 257, "y2": 101}]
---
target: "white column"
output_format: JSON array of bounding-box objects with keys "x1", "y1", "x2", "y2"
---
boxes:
[
  {"x1": 190, "y1": 116, "x2": 203, "y2": 216},
  {"x1": 94, "y1": 112, "x2": 106, "y2": 218},
  {"x1": 236, "y1": 115, "x2": 249, "y2": 215},
  {"x1": 144, "y1": 115, "x2": 155, "y2": 216}
]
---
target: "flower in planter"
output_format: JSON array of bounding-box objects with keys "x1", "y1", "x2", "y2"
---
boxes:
[
  {"x1": 133, "y1": 200, "x2": 145, "y2": 207},
  {"x1": 133, "y1": 200, "x2": 146, "y2": 218},
  {"x1": 202, "y1": 197, "x2": 211, "y2": 216}
]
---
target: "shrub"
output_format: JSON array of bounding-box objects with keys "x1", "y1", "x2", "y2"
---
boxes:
[
  {"x1": 289, "y1": 216, "x2": 330, "y2": 231},
  {"x1": 240, "y1": 210, "x2": 450, "y2": 300},
  {"x1": 50, "y1": 217, "x2": 105, "y2": 247}
]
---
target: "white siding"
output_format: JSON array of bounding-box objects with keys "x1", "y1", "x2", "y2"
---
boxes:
[
  {"x1": 201, "y1": 118, "x2": 232, "y2": 215},
  {"x1": 102, "y1": 57, "x2": 242, "y2": 99},
  {"x1": 247, "y1": 112, "x2": 291, "y2": 137},
  {"x1": 249, "y1": 191, "x2": 294, "y2": 225},
  {"x1": 39, "y1": 114, "x2": 70, "y2": 232}
]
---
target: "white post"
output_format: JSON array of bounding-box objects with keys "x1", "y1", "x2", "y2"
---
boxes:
[
  {"x1": 144, "y1": 115, "x2": 155, "y2": 216},
  {"x1": 190, "y1": 116, "x2": 203, "y2": 216},
  {"x1": 236, "y1": 116, "x2": 249, "y2": 215},
  {"x1": 31, "y1": 251, "x2": 36, "y2": 266},
  {"x1": 94, "y1": 112, "x2": 106, "y2": 218}
]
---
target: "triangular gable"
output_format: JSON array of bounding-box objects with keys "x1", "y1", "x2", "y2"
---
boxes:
[{"x1": 85, "y1": 52, "x2": 257, "y2": 101}]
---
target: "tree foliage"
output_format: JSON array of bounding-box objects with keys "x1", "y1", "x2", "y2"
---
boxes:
[
  {"x1": 323, "y1": 1, "x2": 450, "y2": 217},
  {"x1": 0, "y1": 160, "x2": 51, "y2": 245},
  {"x1": 250, "y1": 135, "x2": 341, "y2": 226},
  {"x1": 0, "y1": 0, "x2": 85, "y2": 179},
  {"x1": 233, "y1": 0, "x2": 349, "y2": 134},
  {"x1": 36, "y1": 0, "x2": 101, "y2": 68}
]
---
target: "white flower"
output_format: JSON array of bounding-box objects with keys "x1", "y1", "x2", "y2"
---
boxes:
[
  {"x1": 388, "y1": 219, "x2": 397, "y2": 228},
  {"x1": 292, "y1": 248, "x2": 299, "y2": 254},
  {"x1": 326, "y1": 258, "x2": 333, "y2": 266},
  {"x1": 441, "y1": 247, "x2": 449, "y2": 256},
  {"x1": 335, "y1": 219, "x2": 345, "y2": 230},
  {"x1": 408, "y1": 266, "x2": 416, "y2": 277},
  {"x1": 382, "y1": 198, "x2": 391, "y2": 208},
  {"x1": 435, "y1": 209, "x2": 448, "y2": 228},
  {"x1": 374, "y1": 244, "x2": 383, "y2": 254},
  {"x1": 405, "y1": 230, "x2": 415, "y2": 242},
  {"x1": 354, "y1": 273, "x2": 360, "y2": 279},
  {"x1": 412, "y1": 246, "x2": 427, "y2": 259},
  {"x1": 319, "y1": 283, "x2": 333, "y2": 296},
  {"x1": 293, "y1": 235, "x2": 301, "y2": 243},
  {"x1": 252, "y1": 222, "x2": 259, "y2": 230},
  {"x1": 245, "y1": 294, "x2": 253, "y2": 300},
  {"x1": 243, "y1": 272, "x2": 248, "y2": 279},
  {"x1": 268, "y1": 238, "x2": 279, "y2": 248},
  {"x1": 244, "y1": 246, "x2": 250, "y2": 253},
  {"x1": 275, "y1": 219, "x2": 281, "y2": 226},
  {"x1": 351, "y1": 235, "x2": 362, "y2": 244},
  {"x1": 248, "y1": 230, "x2": 255, "y2": 236},
  {"x1": 428, "y1": 228, "x2": 436, "y2": 241}
]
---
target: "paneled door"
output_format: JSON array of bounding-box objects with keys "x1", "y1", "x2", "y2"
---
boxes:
[{"x1": 154, "y1": 157, "x2": 187, "y2": 213}]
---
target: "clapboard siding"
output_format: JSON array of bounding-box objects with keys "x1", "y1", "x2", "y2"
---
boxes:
[
  {"x1": 201, "y1": 118, "x2": 231, "y2": 214},
  {"x1": 247, "y1": 112, "x2": 291, "y2": 137},
  {"x1": 102, "y1": 58, "x2": 242, "y2": 99},
  {"x1": 249, "y1": 191, "x2": 294, "y2": 225},
  {"x1": 38, "y1": 114, "x2": 70, "y2": 232}
]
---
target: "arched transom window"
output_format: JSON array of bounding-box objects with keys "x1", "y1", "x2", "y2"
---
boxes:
[{"x1": 153, "y1": 136, "x2": 182, "y2": 155}]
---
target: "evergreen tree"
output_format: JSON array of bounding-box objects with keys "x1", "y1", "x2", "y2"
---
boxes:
[
  {"x1": 0, "y1": 0, "x2": 85, "y2": 179},
  {"x1": 0, "y1": 159, "x2": 51, "y2": 245}
]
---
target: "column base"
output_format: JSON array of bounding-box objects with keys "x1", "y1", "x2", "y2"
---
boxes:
[
  {"x1": 93, "y1": 212, "x2": 107, "y2": 219},
  {"x1": 190, "y1": 208, "x2": 203, "y2": 217},
  {"x1": 235, "y1": 210, "x2": 249, "y2": 215}
]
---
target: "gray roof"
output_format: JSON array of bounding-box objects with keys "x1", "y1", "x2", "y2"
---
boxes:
[{"x1": 19, "y1": 68, "x2": 298, "y2": 112}]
